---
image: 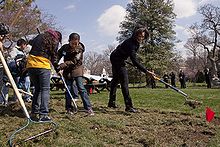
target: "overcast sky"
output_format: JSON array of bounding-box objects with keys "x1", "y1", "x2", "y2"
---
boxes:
[{"x1": 35, "y1": 0, "x2": 219, "y2": 57}]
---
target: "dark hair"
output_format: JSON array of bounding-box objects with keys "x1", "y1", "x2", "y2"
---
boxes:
[
  {"x1": 132, "y1": 26, "x2": 150, "y2": 40},
  {"x1": 0, "y1": 23, "x2": 9, "y2": 35},
  {"x1": 17, "y1": 38, "x2": 27, "y2": 46},
  {"x1": 68, "y1": 33, "x2": 80, "y2": 41}
]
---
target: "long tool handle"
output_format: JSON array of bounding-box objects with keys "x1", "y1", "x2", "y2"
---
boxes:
[
  {"x1": 153, "y1": 76, "x2": 188, "y2": 97},
  {"x1": 59, "y1": 73, "x2": 78, "y2": 110},
  {"x1": 0, "y1": 49, "x2": 30, "y2": 118}
]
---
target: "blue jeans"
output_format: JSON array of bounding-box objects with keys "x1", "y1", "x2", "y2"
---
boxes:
[
  {"x1": 0, "y1": 67, "x2": 4, "y2": 103},
  {"x1": 28, "y1": 68, "x2": 51, "y2": 115},
  {"x1": 0, "y1": 83, "x2": 9, "y2": 102},
  {"x1": 18, "y1": 76, "x2": 31, "y2": 100},
  {"x1": 65, "y1": 76, "x2": 92, "y2": 110}
]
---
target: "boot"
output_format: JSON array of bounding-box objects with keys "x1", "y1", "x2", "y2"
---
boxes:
[{"x1": 107, "y1": 101, "x2": 118, "y2": 108}]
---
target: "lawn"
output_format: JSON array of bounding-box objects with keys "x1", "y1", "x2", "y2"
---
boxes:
[{"x1": 0, "y1": 85, "x2": 220, "y2": 146}]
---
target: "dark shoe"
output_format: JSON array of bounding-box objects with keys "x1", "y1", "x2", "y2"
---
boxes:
[
  {"x1": 125, "y1": 107, "x2": 137, "y2": 113},
  {"x1": 66, "y1": 109, "x2": 75, "y2": 115},
  {"x1": 30, "y1": 113, "x2": 39, "y2": 121},
  {"x1": 39, "y1": 115, "x2": 52, "y2": 122},
  {"x1": 108, "y1": 101, "x2": 118, "y2": 108}
]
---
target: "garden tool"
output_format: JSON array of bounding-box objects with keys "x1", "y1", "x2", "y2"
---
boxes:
[
  {"x1": 58, "y1": 72, "x2": 78, "y2": 111},
  {"x1": 152, "y1": 75, "x2": 202, "y2": 109}
]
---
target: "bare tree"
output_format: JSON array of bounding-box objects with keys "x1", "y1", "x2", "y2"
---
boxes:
[
  {"x1": 0, "y1": 0, "x2": 58, "y2": 41},
  {"x1": 84, "y1": 51, "x2": 104, "y2": 75},
  {"x1": 188, "y1": 4, "x2": 220, "y2": 77},
  {"x1": 83, "y1": 45, "x2": 114, "y2": 76},
  {"x1": 184, "y1": 38, "x2": 207, "y2": 79},
  {"x1": 102, "y1": 45, "x2": 115, "y2": 76}
]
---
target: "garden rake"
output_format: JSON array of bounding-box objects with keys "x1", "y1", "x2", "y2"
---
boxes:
[
  {"x1": 125, "y1": 61, "x2": 202, "y2": 109},
  {"x1": 0, "y1": 45, "x2": 57, "y2": 147},
  {"x1": 152, "y1": 75, "x2": 202, "y2": 109}
]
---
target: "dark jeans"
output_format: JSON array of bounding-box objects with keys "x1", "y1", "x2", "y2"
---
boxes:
[
  {"x1": 0, "y1": 67, "x2": 3, "y2": 90},
  {"x1": 65, "y1": 76, "x2": 92, "y2": 110},
  {"x1": 28, "y1": 68, "x2": 51, "y2": 115},
  {"x1": 0, "y1": 67, "x2": 3, "y2": 102},
  {"x1": 109, "y1": 65, "x2": 133, "y2": 108}
]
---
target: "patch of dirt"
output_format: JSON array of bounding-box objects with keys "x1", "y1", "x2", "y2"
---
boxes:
[{"x1": 96, "y1": 107, "x2": 220, "y2": 147}]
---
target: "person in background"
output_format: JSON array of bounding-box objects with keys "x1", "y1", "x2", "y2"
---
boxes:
[
  {"x1": 108, "y1": 26, "x2": 155, "y2": 113},
  {"x1": 26, "y1": 29, "x2": 62, "y2": 122},
  {"x1": 150, "y1": 68, "x2": 156, "y2": 89},
  {"x1": 169, "y1": 71, "x2": 176, "y2": 87},
  {"x1": 57, "y1": 33, "x2": 94, "y2": 116},
  {"x1": 3, "y1": 39, "x2": 32, "y2": 103},
  {"x1": 179, "y1": 70, "x2": 186, "y2": 88},
  {"x1": 163, "y1": 72, "x2": 169, "y2": 88},
  {"x1": 204, "y1": 68, "x2": 211, "y2": 88}
]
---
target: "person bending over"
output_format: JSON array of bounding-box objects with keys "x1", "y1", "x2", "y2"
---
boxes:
[
  {"x1": 108, "y1": 26, "x2": 154, "y2": 113},
  {"x1": 26, "y1": 29, "x2": 62, "y2": 122}
]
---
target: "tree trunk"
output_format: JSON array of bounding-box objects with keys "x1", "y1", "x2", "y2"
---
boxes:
[{"x1": 208, "y1": 58, "x2": 218, "y2": 78}]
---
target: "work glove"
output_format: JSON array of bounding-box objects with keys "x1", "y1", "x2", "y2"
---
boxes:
[
  {"x1": 59, "y1": 63, "x2": 67, "y2": 70},
  {"x1": 64, "y1": 61, "x2": 74, "y2": 66}
]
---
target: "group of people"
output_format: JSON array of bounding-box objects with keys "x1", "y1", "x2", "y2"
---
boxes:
[
  {"x1": 1, "y1": 25, "x2": 155, "y2": 121},
  {"x1": 2, "y1": 23, "x2": 197, "y2": 122},
  {"x1": 0, "y1": 26, "x2": 95, "y2": 122},
  {"x1": 26, "y1": 30, "x2": 95, "y2": 121},
  {"x1": 149, "y1": 70, "x2": 186, "y2": 89},
  {"x1": 1, "y1": 22, "x2": 215, "y2": 124}
]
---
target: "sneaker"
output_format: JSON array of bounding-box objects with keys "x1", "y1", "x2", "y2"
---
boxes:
[
  {"x1": 87, "y1": 108, "x2": 95, "y2": 116},
  {"x1": 125, "y1": 107, "x2": 137, "y2": 113},
  {"x1": 107, "y1": 101, "x2": 118, "y2": 108},
  {"x1": 39, "y1": 115, "x2": 52, "y2": 122},
  {"x1": 30, "y1": 113, "x2": 39, "y2": 121}
]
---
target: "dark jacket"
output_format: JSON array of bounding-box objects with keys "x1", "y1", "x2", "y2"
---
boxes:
[
  {"x1": 29, "y1": 33, "x2": 59, "y2": 66},
  {"x1": 57, "y1": 43, "x2": 84, "y2": 78},
  {"x1": 110, "y1": 37, "x2": 147, "y2": 73}
]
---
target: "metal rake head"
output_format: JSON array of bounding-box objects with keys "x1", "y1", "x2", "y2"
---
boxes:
[{"x1": 184, "y1": 98, "x2": 202, "y2": 109}]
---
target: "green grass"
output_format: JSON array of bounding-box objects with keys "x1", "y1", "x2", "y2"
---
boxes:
[{"x1": 0, "y1": 86, "x2": 220, "y2": 146}]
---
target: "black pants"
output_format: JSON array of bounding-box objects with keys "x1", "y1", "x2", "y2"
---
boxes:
[
  {"x1": 180, "y1": 80, "x2": 186, "y2": 88},
  {"x1": 109, "y1": 65, "x2": 133, "y2": 108}
]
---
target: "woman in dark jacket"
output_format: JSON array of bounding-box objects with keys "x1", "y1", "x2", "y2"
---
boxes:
[{"x1": 108, "y1": 27, "x2": 154, "y2": 112}]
